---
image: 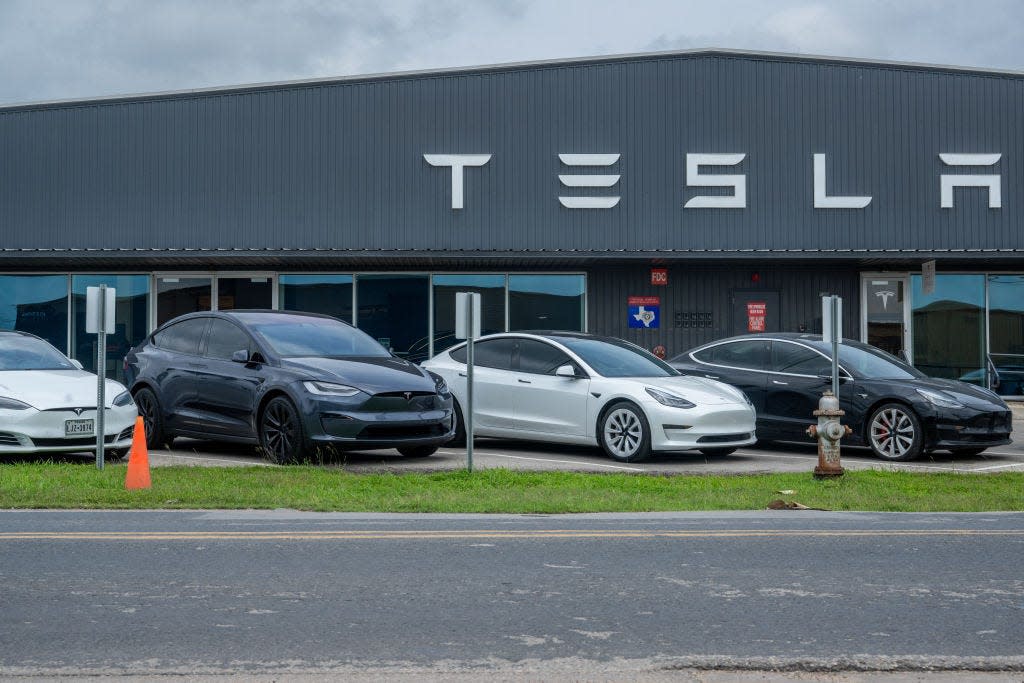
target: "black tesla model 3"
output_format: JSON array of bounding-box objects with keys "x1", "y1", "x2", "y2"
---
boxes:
[
  {"x1": 124, "y1": 310, "x2": 454, "y2": 463},
  {"x1": 669, "y1": 333, "x2": 1013, "y2": 461}
]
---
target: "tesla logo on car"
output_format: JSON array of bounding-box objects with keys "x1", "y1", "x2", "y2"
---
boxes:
[
  {"x1": 73, "y1": 408, "x2": 85, "y2": 416},
  {"x1": 875, "y1": 290, "x2": 896, "y2": 310},
  {"x1": 404, "y1": 392, "x2": 413, "y2": 401}
]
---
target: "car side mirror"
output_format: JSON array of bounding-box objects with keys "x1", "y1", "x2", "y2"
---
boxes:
[
  {"x1": 231, "y1": 349, "x2": 250, "y2": 363},
  {"x1": 69, "y1": 358, "x2": 83, "y2": 370},
  {"x1": 555, "y1": 364, "x2": 577, "y2": 378}
]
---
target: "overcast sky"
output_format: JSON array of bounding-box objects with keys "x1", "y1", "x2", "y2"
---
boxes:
[{"x1": 2, "y1": 0, "x2": 1023, "y2": 106}]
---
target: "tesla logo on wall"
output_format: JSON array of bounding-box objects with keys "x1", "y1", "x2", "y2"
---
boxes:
[{"x1": 423, "y1": 152, "x2": 1003, "y2": 210}]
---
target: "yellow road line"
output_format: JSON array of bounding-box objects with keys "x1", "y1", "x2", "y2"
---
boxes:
[{"x1": 1, "y1": 529, "x2": 1022, "y2": 541}]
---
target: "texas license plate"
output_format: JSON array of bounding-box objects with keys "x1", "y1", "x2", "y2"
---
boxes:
[{"x1": 65, "y1": 419, "x2": 95, "y2": 436}]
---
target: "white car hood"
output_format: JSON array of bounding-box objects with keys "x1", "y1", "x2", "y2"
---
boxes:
[
  {"x1": 642, "y1": 375, "x2": 747, "y2": 405},
  {"x1": 0, "y1": 370, "x2": 128, "y2": 410}
]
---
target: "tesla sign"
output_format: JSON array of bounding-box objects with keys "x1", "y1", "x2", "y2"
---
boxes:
[{"x1": 424, "y1": 152, "x2": 1002, "y2": 210}]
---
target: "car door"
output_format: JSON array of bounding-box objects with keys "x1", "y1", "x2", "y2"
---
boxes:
[
  {"x1": 687, "y1": 339, "x2": 769, "y2": 417},
  {"x1": 509, "y1": 339, "x2": 589, "y2": 436},
  {"x1": 763, "y1": 340, "x2": 845, "y2": 439},
  {"x1": 191, "y1": 318, "x2": 266, "y2": 438},
  {"x1": 149, "y1": 317, "x2": 209, "y2": 431},
  {"x1": 461, "y1": 338, "x2": 518, "y2": 430}
]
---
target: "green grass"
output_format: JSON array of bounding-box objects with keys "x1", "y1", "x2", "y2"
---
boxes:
[{"x1": 1, "y1": 463, "x2": 1023, "y2": 512}]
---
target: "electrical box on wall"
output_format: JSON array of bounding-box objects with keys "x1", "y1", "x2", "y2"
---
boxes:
[{"x1": 674, "y1": 311, "x2": 713, "y2": 328}]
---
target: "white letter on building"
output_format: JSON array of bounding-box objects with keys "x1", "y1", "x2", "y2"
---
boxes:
[
  {"x1": 423, "y1": 154, "x2": 492, "y2": 209},
  {"x1": 558, "y1": 153, "x2": 621, "y2": 209},
  {"x1": 684, "y1": 153, "x2": 746, "y2": 208},
  {"x1": 813, "y1": 154, "x2": 871, "y2": 209},
  {"x1": 939, "y1": 153, "x2": 1002, "y2": 209}
]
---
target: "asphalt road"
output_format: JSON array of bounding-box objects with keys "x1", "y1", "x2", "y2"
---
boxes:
[{"x1": 1, "y1": 510, "x2": 1023, "y2": 680}]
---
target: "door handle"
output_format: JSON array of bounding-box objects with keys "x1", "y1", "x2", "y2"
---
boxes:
[
  {"x1": 187, "y1": 363, "x2": 206, "y2": 369},
  {"x1": 458, "y1": 372, "x2": 467, "y2": 377},
  {"x1": 704, "y1": 374, "x2": 720, "y2": 380},
  {"x1": 772, "y1": 379, "x2": 788, "y2": 385},
  {"x1": 518, "y1": 378, "x2": 532, "y2": 384}
]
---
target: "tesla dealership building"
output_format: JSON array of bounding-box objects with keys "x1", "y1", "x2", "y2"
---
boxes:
[{"x1": 1, "y1": 49, "x2": 1022, "y2": 396}]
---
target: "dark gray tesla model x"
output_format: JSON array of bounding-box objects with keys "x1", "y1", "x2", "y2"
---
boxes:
[{"x1": 124, "y1": 310, "x2": 454, "y2": 462}]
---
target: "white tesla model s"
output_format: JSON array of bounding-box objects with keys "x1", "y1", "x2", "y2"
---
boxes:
[
  {"x1": 423, "y1": 332, "x2": 756, "y2": 462},
  {"x1": 0, "y1": 330, "x2": 137, "y2": 457}
]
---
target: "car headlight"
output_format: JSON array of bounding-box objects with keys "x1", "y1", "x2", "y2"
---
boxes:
[
  {"x1": 427, "y1": 371, "x2": 450, "y2": 397},
  {"x1": 303, "y1": 381, "x2": 362, "y2": 397},
  {"x1": 112, "y1": 390, "x2": 134, "y2": 407},
  {"x1": 916, "y1": 388, "x2": 964, "y2": 409},
  {"x1": 646, "y1": 387, "x2": 695, "y2": 409},
  {"x1": 0, "y1": 396, "x2": 32, "y2": 410}
]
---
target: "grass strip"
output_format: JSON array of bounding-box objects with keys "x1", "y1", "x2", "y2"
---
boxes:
[{"x1": 1, "y1": 464, "x2": 1023, "y2": 512}]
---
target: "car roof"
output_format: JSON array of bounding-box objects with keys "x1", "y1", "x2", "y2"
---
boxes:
[{"x1": 156, "y1": 309, "x2": 348, "y2": 329}]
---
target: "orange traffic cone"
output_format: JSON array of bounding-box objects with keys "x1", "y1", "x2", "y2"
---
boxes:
[{"x1": 125, "y1": 415, "x2": 151, "y2": 490}]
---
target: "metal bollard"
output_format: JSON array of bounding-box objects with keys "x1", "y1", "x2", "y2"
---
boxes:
[{"x1": 806, "y1": 390, "x2": 851, "y2": 478}]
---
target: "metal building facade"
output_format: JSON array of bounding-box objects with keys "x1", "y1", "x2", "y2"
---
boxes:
[{"x1": 0, "y1": 49, "x2": 1022, "y2": 387}]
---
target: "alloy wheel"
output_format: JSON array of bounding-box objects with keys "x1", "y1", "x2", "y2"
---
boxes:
[
  {"x1": 262, "y1": 400, "x2": 297, "y2": 461},
  {"x1": 870, "y1": 407, "x2": 916, "y2": 459},
  {"x1": 604, "y1": 408, "x2": 644, "y2": 458}
]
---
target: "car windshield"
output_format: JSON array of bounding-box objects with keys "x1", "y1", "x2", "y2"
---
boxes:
[
  {"x1": 249, "y1": 319, "x2": 391, "y2": 358},
  {"x1": 835, "y1": 343, "x2": 926, "y2": 380},
  {"x1": 0, "y1": 336, "x2": 76, "y2": 371},
  {"x1": 554, "y1": 336, "x2": 679, "y2": 378}
]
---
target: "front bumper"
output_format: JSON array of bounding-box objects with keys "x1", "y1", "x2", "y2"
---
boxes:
[
  {"x1": 645, "y1": 400, "x2": 758, "y2": 452},
  {"x1": 924, "y1": 407, "x2": 1013, "y2": 449},
  {"x1": 0, "y1": 405, "x2": 138, "y2": 454},
  {"x1": 300, "y1": 392, "x2": 456, "y2": 451}
]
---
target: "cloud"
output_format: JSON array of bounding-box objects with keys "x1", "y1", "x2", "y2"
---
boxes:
[{"x1": 0, "y1": 0, "x2": 1022, "y2": 106}]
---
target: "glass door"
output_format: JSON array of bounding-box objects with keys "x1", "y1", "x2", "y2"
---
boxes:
[
  {"x1": 216, "y1": 274, "x2": 274, "y2": 311},
  {"x1": 862, "y1": 275, "x2": 909, "y2": 360},
  {"x1": 987, "y1": 275, "x2": 1024, "y2": 397}
]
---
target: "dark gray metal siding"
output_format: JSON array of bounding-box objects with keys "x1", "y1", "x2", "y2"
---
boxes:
[
  {"x1": 1, "y1": 52, "x2": 1023, "y2": 257},
  {"x1": 587, "y1": 264, "x2": 860, "y2": 356}
]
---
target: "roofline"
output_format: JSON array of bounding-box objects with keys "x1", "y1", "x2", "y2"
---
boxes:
[{"x1": 4, "y1": 47, "x2": 1024, "y2": 113}]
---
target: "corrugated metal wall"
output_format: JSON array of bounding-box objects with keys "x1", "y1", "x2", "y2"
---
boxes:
[
  {"x1": 1, "y1": 53, "x2": 1023, "y2": 256},
  {"x1": 587, "y1": 263, "x2": 860, "y2": 357}
]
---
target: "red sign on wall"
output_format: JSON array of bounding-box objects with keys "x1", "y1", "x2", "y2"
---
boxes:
[
  {"x1": 650, "y1": 268, "x2": 668, "y2": 286},
  {"x1": 628, "y1": 296, "x2": 660, "y2": 306},
  {"x1": 747, "y1": 302, "x2": 767, "y2": 332}
]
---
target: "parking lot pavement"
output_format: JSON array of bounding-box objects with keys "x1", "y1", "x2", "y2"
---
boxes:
[
  {"x1": 136, "y1": 403, "x2": 1024, "y2": 474},
  {"x1": 17, "y1": 402, "x2": 1024, "y2": 474}
]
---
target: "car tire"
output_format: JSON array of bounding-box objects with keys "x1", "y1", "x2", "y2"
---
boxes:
[
  {"x1": 105, "y1": 449, "x2": 126, "y2": 461},
  {"x1": 699, "y1": 447, "x2": 737, "y2": 456},
  {"x1": 259, "y1": 396, "x2": 307, "y2": 464},
  {"x1": 867, "y1": 402, "x2": 924, "y2": 461},
  {"x1": 397, "y1": 446, "x2": 438, "y2": 458},
  {"x1": 133, "y1": 387, "x2": 173, "y2": 449},
  {"x1": 951, "y1": 447, "x2": 987, "y2": 457},
  {"x1": 447, "y1": 399, "x2": 467, "y2": 447},
  {"x1": 599, "y1": 401, "x2": 652, "y2": 462}
]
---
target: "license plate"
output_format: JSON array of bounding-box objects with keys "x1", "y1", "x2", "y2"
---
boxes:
[{"x1": 65, "y1": 419, "x2": 95, "y2": 436}]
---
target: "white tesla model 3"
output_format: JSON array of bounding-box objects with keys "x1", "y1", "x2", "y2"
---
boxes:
[
  {"x1": 423, "y1": 332, "x2": 756, "y2": 462},
  {"x1": 0, "y1": 330, "x2": 137, "y2": 457}
]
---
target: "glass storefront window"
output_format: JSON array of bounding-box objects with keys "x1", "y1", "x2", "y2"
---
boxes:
[
  {"x1": 0, "y1": 275, "x2": 69, "y2": 353},
  {"x1": 217, "y1": 276, "x2": 273, "y2": 310},
  {"x1": 71, "y1": 275, "x2": 150, "y2": 382},
  {"x1": 864, "y1": 278, "x2": 905, "y2": 357},
  {"x1": 356, "y1": 275, "x2": 429, "y2": 362},
  {"x1": 279, "y1": 274, "x2": 353, "y2": 323},
  {"x1": 432, "y1": 274, "x2": 505, "y2": 355},
  {"x1": 987, "y1": 275, "x2": 1024, "y2": 396},
  {"x1": 509, "y1": 274, "x2": 585, "y2": 332},
  {"x1": 911, "y1": 274, "x2": 985, "y2": 383},
  {"x1": 157, "y1": 276, "x2": 212, "y2": 326}
]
